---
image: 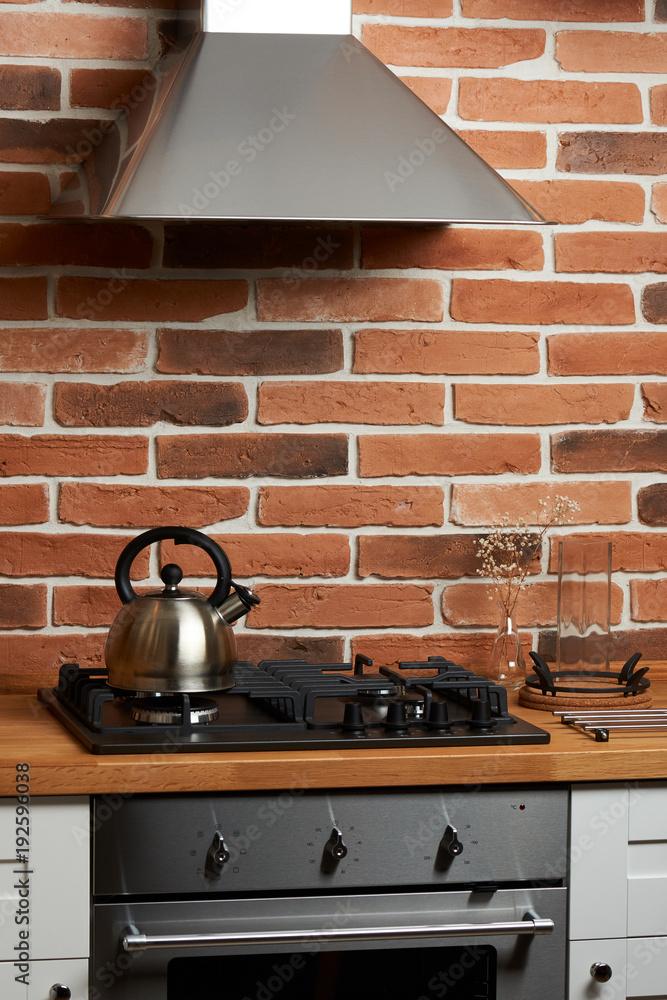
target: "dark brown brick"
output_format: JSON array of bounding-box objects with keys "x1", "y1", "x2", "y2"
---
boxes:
[
  {"x1": 0, "y1": 171, "x2": 51, "y2": 214},
  {"x1": 538, "y1": 627, "x2": 667, "y2": 662},
  {"x1": 70, "y1": 67, "x2": 153, "y2": 108},
  {"x1": 54, "y1": 381, "x2": 248, "y2": 427},
  {"x1": 0, "y1": 223, "x2": 152, "y2": 268},
  {"x1": 558, "y1": 132, "x2": 667, "y2": 175},
  {"x1": 0, "y1": 584, "x2": 47, "y2": 628},
  {"x1": 0, "y1": 66, "x2": 60, "y2": 111},
  {"x1": 658, "y1": 0, "x2": 667, "y2": 21},
  {"x1": 0, "y1": 118, "x2": 114, "y2": 164},
  {"x1": 552, "y1": 429, "x2": 667, "y2": 472},
  {"x1": 638, "y1": 484, "x2": 667, "y2": 525},
  {"x1": 643, "y1": 283, "x2": 667, "y2": 323},
  {"x1": 358, "y1": 533, "x2": 540, "y2": 579},
  {"x1": 157, "y1": 434, "x2": 348, "y2": 479},
  {"x1": 236, "y1": 634, "x2": 344, "y2": 664},
  {"x1": 0, "y1": 278, "x2": 47, "y2": 320},
  {"x1": 163, "y1": 225, "x2": 354, "y2": 270},
  {"x1": 157, "y1": 329, "x2": 343, "y2": 376}
]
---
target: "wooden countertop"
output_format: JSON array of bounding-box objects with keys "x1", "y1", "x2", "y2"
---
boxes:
[{"x1": 2, "y1": 668, "x2": 667, "y2": 795}]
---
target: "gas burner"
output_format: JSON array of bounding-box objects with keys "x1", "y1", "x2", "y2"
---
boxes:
[{"x1": 129, "y1": 695, "x2": 219, "y2": 726}]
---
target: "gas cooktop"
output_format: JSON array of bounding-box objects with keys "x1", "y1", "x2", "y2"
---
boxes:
[{"x1": 38, "y1": 656, "x2": 549, "y2": 754}]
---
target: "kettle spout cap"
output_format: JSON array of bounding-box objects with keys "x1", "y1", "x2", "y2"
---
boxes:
[{"x1": 218, "y1": 583, "x2": 260, "y2": 625}]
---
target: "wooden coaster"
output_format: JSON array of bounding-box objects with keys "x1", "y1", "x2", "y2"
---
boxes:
[{"x1": 518, "y1": 685, "x2": 652, "y2": 712}]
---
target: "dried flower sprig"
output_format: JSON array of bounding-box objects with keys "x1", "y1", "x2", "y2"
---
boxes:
[{"x1": 476, "y1": 495, "x2": 580, "y2": 618}]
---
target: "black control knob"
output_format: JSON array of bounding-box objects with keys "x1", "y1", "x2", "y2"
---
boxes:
[
  {"x1": 384, "y1": 702, "x2": 408, "y2": 731},
  {"x1": 440, "y1": 824, "x2": 463, "y2": 857},
  {"x1": 341, "y1": 702, "x2": 366, "y2": 733},
  {"x1": 590, "y1": 963, "x2": 612, "y2": 983},
  {"x1": 324, "y1": 827, "x2": 348, "y2": 861},
  {"x1": 205, "y1": 831, "x2": 230, "y2": 876},
  {"x1": 468, "y1": 691, "x2": 496, "y2": 729},
  {"x1": 426, "y1": 701, "x2": 451, "y2": 731},
  {"x1": 49, "y1": 987, "x2": 72, "y2": 1000}
]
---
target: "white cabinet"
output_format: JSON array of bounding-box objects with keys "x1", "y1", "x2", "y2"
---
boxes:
[
  {"x1": 569, "y1": 782, "x2": 667, "y2": 1000},
  {"x1": 0, "y1": 797, "x2": 89, "y2": 999}
]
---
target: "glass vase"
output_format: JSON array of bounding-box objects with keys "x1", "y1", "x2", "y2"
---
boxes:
[
  {"x1": 557, "y1": 539, "x2": 612, "y2": 675},
  {"x1": 486, "y1": 603, "x2": 526, "y2": 690}
]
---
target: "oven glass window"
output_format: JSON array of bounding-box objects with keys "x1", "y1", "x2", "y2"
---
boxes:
[{"x1": 168, "y1": 945, "x2": 496, "y2": 1000}]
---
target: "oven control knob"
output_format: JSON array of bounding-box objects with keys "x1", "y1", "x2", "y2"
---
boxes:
[
  {"x1": 205, "y1": 831, "x2": 230, "y2": 875},
  {"x1": 440, "y1": 824, "x2": 463, "y2": 857},
  {"x1": 324, "y1": 827, "x2": 348, "y2": 862},
  {"x1": 49, "y1": 987, "x2": 72, "y2": 1000},
  {"x1": 590, "y1": 963, "x2": 613, "y2": 983}
]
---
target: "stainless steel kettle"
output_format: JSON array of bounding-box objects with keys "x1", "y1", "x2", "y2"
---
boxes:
[{"x1": 104, "y1": 526, "x2": 259, "y2": 694}]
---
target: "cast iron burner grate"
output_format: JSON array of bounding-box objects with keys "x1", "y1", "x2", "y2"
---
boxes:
[{"x1": 37, "y1": 656, "x2": 550, "y2": 754}]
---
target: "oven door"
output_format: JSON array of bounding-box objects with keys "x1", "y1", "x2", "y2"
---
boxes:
[{"x1": 92, "y1": 886, "x2": 566, "y2": 1000}]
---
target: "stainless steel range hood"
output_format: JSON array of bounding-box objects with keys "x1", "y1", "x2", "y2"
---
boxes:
[{"x1": 53, "y1": 0, "x2": 545, "y2": 224}]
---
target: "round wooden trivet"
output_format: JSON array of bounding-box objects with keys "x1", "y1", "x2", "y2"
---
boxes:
[{"x1": 518, "y1": 685, "x2": 652, "y2": 712}]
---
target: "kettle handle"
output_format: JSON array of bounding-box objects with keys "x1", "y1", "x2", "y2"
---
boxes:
[{"x1": 114, "y1": 527, "x2": 232, "y2": 608}]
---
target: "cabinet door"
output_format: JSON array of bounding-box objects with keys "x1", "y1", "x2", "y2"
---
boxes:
[
  {"x1": 0, "y1": 958, "x2": 88, "y2": 1000},
  {"x1": 569, "y1": 784, "x2": 628, "y2": 940},
  {"x1": 628, "y1": 782, "x2": 667, "y2": 841},
  {"x1": 627, "y1": 938, "x2": 667, "y2": 998},
  {"x1": 569, "y1": 939, "x2": 626, "y2": 1000},
  {"x1": 0, "y1": 798, "x2": 89, "y2": 962}
]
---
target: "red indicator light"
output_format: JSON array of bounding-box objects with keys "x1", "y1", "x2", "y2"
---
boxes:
[{"x1": 519, "y1": 804, "x2": 526, "y2": 811}]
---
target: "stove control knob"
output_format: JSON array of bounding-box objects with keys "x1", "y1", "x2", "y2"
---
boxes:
[
  {"x1": 440, "y1": 824, "x2": 463, "y2": 857},
  {"x1": 324, "y1": 827, "x2": 348, "y2": 862},
  {"x1": 205, "y1": 831, "x2": 230, "y2": 876},
  {"x1": 49, "y1": 987, "x2": 71, "y2": 1000},
  {"x1": 590, "y1": 963, "x2": 613, "y2": 983}
]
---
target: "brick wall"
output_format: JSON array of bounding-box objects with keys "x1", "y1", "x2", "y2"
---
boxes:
[{"x1": 1, "y1": 0, "x2": 667, "y2": 690}]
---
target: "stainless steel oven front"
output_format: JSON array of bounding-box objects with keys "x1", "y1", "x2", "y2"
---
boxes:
[{"x1": 91, "y1": 786, "x2": 569, "y2": 1000}]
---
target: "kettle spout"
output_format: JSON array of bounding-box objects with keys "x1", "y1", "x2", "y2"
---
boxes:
[{"x1": 218, "y1": 583, "x2": 260, "y2": 625}]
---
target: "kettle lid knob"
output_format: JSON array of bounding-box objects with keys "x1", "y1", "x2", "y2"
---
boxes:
[{"x1": 160, "y1": 563, "x2": 183, "y2": 590}]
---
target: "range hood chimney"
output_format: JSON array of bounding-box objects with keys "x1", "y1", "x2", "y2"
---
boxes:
[{"x1": 53, "y1": 0, "x2": 546, "y2": 224}]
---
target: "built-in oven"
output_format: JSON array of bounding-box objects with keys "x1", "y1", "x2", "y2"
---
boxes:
[{"x1": 91, "y1": 786, "x2": 569, "y2": 1000}]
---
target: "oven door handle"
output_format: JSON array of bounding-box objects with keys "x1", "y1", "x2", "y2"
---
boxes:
[{"x1": 122, "y1": 910, "x2": 553, "y2": 953}]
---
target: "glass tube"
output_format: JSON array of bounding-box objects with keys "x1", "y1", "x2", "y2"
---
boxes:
[{"x1": 557, "y1": 539, "x2": 612, "y2": 674}]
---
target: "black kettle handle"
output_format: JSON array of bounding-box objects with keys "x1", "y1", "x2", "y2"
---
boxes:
[{"x1": 114, "y1": 526, "x2": 232, "y2": 608}]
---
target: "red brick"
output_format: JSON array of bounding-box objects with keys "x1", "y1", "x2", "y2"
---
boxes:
[
  {"x1": 451, "y1": 482, "x2": 631, "y2": 526},
  {"x1": 557, "y1": 232, "x2": 667, "y2": 274},
  {"x1": 0, "y1": 435, "x2": 147, "y2": 477},
  {"x1": 0, "y1": 634, "x2": 106, "y2": 692},
  {"x1": 451, "y1": 279, "x2": 635, "y2": 325},
  {"x1": 651, "y1": 85, "x2": 667, "y2": 128},
  {"x1": 248, "y1": 583, "x2": 434, "y2": 629},
  {"x1": 163, "y1": 225, "x2": 354, "y2": 270},
  {"x1": 0, "y1": 329, "x2": 148, "y2": 373},
  {"x1": 442, "y1": 581, "x2": 623, "y2": 628},
  {"x1": 354, "y1": 1, "x2": 453, "y2": 13},
  {"x1": 548, "y1": 532, "x2": 667, "y2": 573},
  {"x1": 461, "y1": 0, "x2": 644, "y2": 19},
  {"x1": 638, "y1": 484, "x2": 667, "y2": 525},
  {"x1": 258, "y1": 382, "x2": 444, "y2": 426},
  {"x1": 0, "y1": 533, "x2": 149, "y2": 578},
  {"x1": 558, "y1": 30, "x2": 667, "y2": 73},
  {"x1": 57, "y1": 278, "x2": 248, "y2": 322},
  {"x1": 0, "y1": 278, "x2": 47, "y2": 320},
  {"x1": 0, "y1": 584, "x2": 47, "y2": 629},
  {"x1": 0, "y1": 171, "x2": 50, "y2": 214},
  {"x1": 457, "y1": 129, "x2": 546, "y2": 169},
  {"x1": 358, "y1": 533, "x2": 540, "y2": 579},
  {"x1": 161, "y1": 533, "x2": 351, "y2": 579},
  {"x1": 631, "y1": 579, "x2": 667, "y2": 623},
  {"x1": 0, "y1": 13, "x2": 148, "y2": 59},
  {"x1": 354, "y1": 328, "x2": 539, "y2": 375},
  {"x1": 460, "y1": 78, "x2": 641, "y2": 124},
  {"x1": 400, "y1": 76, "x2": 452, "y2": 114},
  {"x1": 553, "y1": 429, "x2": 667, "y2": 473},
  {"x1": 653, "y1": 182, "x2": 667, "y2": 222},
  {"x1": 0, "y1": 119, "x2": 114, "y2": 165},
  {"x1": 257, "y1": 278, "x2": 443, "y2": 323},
  {"x1": 513, "y1": 180, "x2": 644, "y2": 225},
  {"x1": 558, "y1": 133, "x2": 667, "y2": 176},
  {"x1": 157, "y1": 329, "x2": 343, "y2": 376},
  {"x1": 642, "y1": 383, "x2": 667, "y2": 422},
  {"x1": 351, "y1": 633, "x2": 531, "y2": 672},
  {"x1": 0, "y1": 383, "x2": 45, "y2": 425},
  {"x1": 0, "y1": 484, "x2": 48, "y2": 525},
  {"x1": 358, "y1": 432, "x2": 540, "y2": 476},
  {"x1": 55, "y1": 381, "x2": 247, "y2": 428},
  {"x1": 58, "y1": 483, "x2": 249, "y2": 528},
  {"x1": 362, "y1": 25, "x2": 545, "y2": 67},
  {"x1": 0, "y1": 66, "x2": 60, "y2": 111},
  {"x1": 259, "y1": 485, "x2": 444, "y2": 527},
  {"x1": 157, "y1": 434, "x2": 347, "y2": 480},
  {"x1": 643, "y1": 283, "x2": 667, "y2": 323},
  {"x1": 539, "y1": 628, "x2": 667, "y2": 664},
  {"x1": 548, "y1": 332, "x2": 667, "y2": 376},
  {"x1": 53, "y1": 585, "x2": 121, "y2": 628},
  {"x1": 0, "y1": 223, "x2": 152, "y2": 268},
  {"x1": 70, "y1": 67, "x2": 153, "y2": 108},
  {"x1": 455, "y1": 383, "x2": 633, "y2": 425},
  {"x1": 361, "y1": 227, "x2": 543, "y2": 271},
  {"x1": 237, "y1": 635, "x2": 344, "y2": 664}
]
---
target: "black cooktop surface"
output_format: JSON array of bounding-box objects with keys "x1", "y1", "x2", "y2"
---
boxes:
[{"x1": 37, "y1": 657, "x2": 550, "y2": 754}]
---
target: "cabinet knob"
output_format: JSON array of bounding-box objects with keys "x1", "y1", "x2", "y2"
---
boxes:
[
  {"x1": 49, "y1": 986, "x2": 72, "y2": 1000},
  {"x1": 590, "y1": 963, "x2": 612, "y2": 983}
]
